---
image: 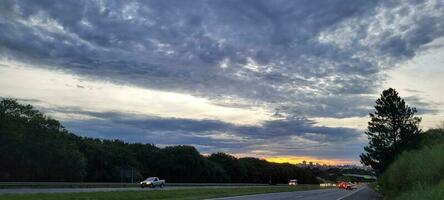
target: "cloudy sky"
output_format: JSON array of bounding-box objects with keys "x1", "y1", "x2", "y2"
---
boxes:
[{"x1": 1, "y1": 0, "x2": 443, "y2": 165}]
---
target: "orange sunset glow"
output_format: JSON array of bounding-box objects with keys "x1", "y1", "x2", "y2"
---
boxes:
[{"x1": 265, "y1": 156, "x2": 359, "y2": 166}]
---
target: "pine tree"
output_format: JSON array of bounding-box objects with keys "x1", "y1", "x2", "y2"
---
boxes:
[{"x1": 360, "y1": 88, "x2": 422, "y2": 174}]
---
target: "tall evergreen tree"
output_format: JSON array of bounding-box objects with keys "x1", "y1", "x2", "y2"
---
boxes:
[{"x1": 360, "y1": 88, "x2": 422, "y2": 174}]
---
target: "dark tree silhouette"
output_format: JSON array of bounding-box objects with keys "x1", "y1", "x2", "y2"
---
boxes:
[
  {"x1": 208, "y1": 152, "x2": 246, "y2": 182},
  {"x1": 360, "y1": 88, "x2": 422, "y2": 174},
  {"x1": 0, "y1": 98, "x2": 86, "y2": 181}
]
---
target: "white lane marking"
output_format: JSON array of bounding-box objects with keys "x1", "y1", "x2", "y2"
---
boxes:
[
  {"x1": 208, "y1": 189, "x2": 337, "y2": 200},
  {"x1": 336, "y1": 186, "x2": 366, "y2": 200}
]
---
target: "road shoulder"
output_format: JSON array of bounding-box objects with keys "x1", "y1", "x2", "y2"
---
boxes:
[{"x1": 339, "y1": 185, "x2": 381, "y2": 200}]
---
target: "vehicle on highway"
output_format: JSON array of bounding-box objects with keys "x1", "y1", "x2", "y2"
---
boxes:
[
  {"x1": 320, "y1": 183, "x2": 334, "y2": 187},
  {"x1": 140, "y1": 177, "x2": 165, "y2": 188},
  {"x1": 337, "y1": 182, "x2": 354, "y2": 190},
  {"x1": 288, "y1": 179, "x2": 298, "y2": 186}
]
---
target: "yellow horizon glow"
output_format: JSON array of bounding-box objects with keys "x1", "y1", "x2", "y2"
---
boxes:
[{"x1": 265, "y1": 156, "x2": 359, "y2": 166}]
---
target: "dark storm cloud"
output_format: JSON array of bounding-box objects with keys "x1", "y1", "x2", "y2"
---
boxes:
[
  {"x1": 404, "y1": 96, "x2": 442, "y2": 115},
  {"x1": 44, "y1": 106, "x2": 359, "y2": 143},
  {"x1": 53, "y1": 108, "x2": 362, "y2": 158},
  {"x1": 2, "y1": 0, "x2": 443, "y2": 160}
]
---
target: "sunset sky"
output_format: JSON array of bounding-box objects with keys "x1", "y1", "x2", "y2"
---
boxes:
[{"x1": 1, "y1": 0, "x2": 443, "y2": 165}]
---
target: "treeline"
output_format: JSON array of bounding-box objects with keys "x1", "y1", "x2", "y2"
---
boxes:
[{"x1": 0, "y1": 99, "x2": 322, "y2": 183}]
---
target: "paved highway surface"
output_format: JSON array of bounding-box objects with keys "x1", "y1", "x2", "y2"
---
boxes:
[
  {"x1": 0, "y1": 185, "x2": 380, "y2": 200},
  {"x1": 211, "y1": 185, "x2": 380, "y2": 200}
]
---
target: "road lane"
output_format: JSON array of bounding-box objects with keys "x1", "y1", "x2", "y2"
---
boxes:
[
  {"x1": 0, "y1": 185, "x2": 381, "y2": 200},
  {"x1": 211, "y1": 188, "x2": 351, "y2": 200},
  {"x1": 340, "y1": 185, "x2": 381, "y2": 200},
  {"x1": 210, "y1": 186, "x2": 380, "y2": 200}
]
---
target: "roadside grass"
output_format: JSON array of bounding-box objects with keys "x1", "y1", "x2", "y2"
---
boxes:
[
  {"x1": 367, "y1": 182, "x2": 380, "y2": 194},
  {"x1": 395, "y1": 180, "x2": 444, "y2": 200},
  {"x1": 380, "y1": 144, "x2": 444, "y2": 199},
  {"x1": 0, "y1": 185, "x2": 324, "y2": 200}
]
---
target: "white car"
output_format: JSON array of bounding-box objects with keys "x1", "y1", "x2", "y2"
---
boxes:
[
  {"x1": 140, "y1": 177, "x2": 165, "y2": 188},
  {"x1": 288, "y1": 179, "x2": 298, "y2": 186}
]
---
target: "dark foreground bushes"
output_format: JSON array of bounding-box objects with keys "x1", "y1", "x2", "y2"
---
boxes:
[
  {"x1": 0, "y1": 99, "x2": 320, "y2": 183},
  {"x1": 380, "y1": 129, "x2": 444, "y2": 199}
]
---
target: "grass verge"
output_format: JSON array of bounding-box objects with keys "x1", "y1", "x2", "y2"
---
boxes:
[
  {"x1": 0, "y1": 185, "x2": 323, "y2": 200},
  {"x1": 379, "y1": 143, "x2": 444, "y2": 199},
  {"x1": 367, "y1": 182, "x2": 381, "y2": 194},
  {"x1": 394, "y1": 180, "x2": 444, "y2": 200}
]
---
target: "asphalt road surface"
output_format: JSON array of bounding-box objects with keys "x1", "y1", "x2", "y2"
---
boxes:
[
  {"x1": 0, "y1": 185, "x2": 381, "y2": 200},
  {"x1": 211, "y1": 186, "x2": 380, "y2": 200}
]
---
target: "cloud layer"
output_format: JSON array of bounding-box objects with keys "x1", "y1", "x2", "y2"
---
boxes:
[{"x1": 1, "y1": 0, "x2": 443, "y2": 163}]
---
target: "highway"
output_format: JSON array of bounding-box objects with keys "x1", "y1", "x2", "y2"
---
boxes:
[
  {"x1": 0, "y1": 185, "x2": 380, "y2": 199},
  {"x1": 211, "y1": 185, "x2": 380, "y2": 200}
]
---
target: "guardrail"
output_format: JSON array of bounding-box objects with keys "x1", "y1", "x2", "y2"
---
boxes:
[{"x1": 0, "y1": 182, "x2": 269, "y2": 189}]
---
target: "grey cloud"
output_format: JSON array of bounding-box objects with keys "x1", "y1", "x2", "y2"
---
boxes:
[
  {"x1": 0, "y1": 0, "x2": 400, "y2": 118},
  {"x1": 405, "y1": 96, "x2": 442, "y2": 115},
  {"x1": 1, "y1": 0, "x2": 443, "y2": 160},
  {"x1": 43, "y1": 106, "x2": 363, "y2": 159}
]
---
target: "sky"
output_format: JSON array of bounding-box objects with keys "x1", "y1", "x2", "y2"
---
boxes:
[{"x1": 1, "y1": 0, "x2": 443, "y2": 165}]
